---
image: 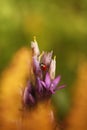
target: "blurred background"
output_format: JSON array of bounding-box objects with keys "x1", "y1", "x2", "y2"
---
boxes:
[{"x1": 0, "y1": 0, "x2": 87, "y2": 123}]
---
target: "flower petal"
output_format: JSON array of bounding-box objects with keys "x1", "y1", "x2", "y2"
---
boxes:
[
  {"x1": 31, "y1": 39, "x2": 40, "y2": 56},
  {"x1": 52, "y1": 75, "x2": 61, "y2": 88},
  {"x1": 23, "y1": 87, "x2": 29, "y2": 104},
  {"x1": 33, "y1": 56, "x2": 42, "y2": 77},
  {"x1": 23, "y1": 82, "x2": 32, "y2": 99},
  {"x1": 36, "y1": 77, "x2": 43, "y2": 93},
  {"x1": 45, "y1": 73, "x2": 51, "y2": 88},
  {"x1": 50, "y1": 90, "x2": 55, "y2": 94},
  {"x1": 40, "y1": 51, "x2": 53, "y2": 66},
  {"x1": 49, "y1": 56, "x2": 56, "y2": 79},
  {"x1": 23, "y1": 83, "x2": 35, "y2": 105},
  {"x1": 41, "y1": 81, "x2": 46, "y2": 88},
  {"x1": 28, "y1": 93, "x2": 35, "y2": 104},
  {"x1": 49, "y1": 84, "x2": 55, "y2": 94},
  {"x1": 56, "y1": 85, "x2": 65, "y2": 90}
]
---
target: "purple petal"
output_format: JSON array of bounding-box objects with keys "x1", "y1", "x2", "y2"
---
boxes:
[
  {"x1": 23, "y1": 84, "x2": 35, "y2": 105},
  {"x1": 45, "y1": 73, "x2": 51, "y2": 88},
  {"x1": 49, "y1": 87, "x2": 55, "y2": 94},
  {"x1": 52, "y1": 75, "x2": 61, "y2": 88},
  {"x1": 28, "y1": 93, "x2": 35, "y2": 104},
  {"x1": 49, "y1": 75, "x2": 61, "y2": 92},
  {"x1": 23, "y1": 87, "x2": 29, "y2": 103},
  {"x1": 50, "y1": 83, "x2": 55, "y2": 93},
  {"x1": 23, "y1": 81, "x2": 35, "y2": 105},
  {"x1": 27, "y1": 81, "x2": 32, "y2": 91},
  {"x1": 24, "y1": 82, "x2": 32, "y2": 96},
  {"x1": 56, "y1": 85, "x2": 66, "y2": 90},
  {"x1": 33, "y1": 56, "x2": 40, "y2": 73},
  {"x1": 33, "y1": 56, "x2": 42, "y2": 77},
  {"x1": 31, "y1": 40, "x2": 40, "y2": 56},
  {"x1": 41, "y1": 81, "x2": 46, "y2": 88},
  {"x1": 36, "y1": 77, "x2": 43, "y2": 93}
]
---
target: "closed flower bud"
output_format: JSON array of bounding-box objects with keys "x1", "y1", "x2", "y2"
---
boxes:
[
  {"x1": 49, "y1": 56, "x2": 56, "y2": 79},
  {"x1": 31, "y1": 37, "x2": 40, "y2": 56}
]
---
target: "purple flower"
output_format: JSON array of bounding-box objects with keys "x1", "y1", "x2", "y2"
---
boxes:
[
  {"x1": 23, "y1": 37, "x2": 65, "y2": 107},
  {"x1": 23, "y1": 82, "x2": 36, "y2": 106}
]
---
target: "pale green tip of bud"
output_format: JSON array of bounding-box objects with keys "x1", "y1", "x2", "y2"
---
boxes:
[
  {"x1": 39, "y1": 51, "x2": 44, "y2": 61},
  {"x1": 54, "y1": 56, "x2": 56, "y2": 61},
  {"x1": 33, "y1": 36, "x2": 36, "y2": 42},
  {"x1": 49, "y1": 56, "x2": 56, "y2": 79},
  {"x1": 31, "y1": 36, "x2": 40, "y2": 56}
]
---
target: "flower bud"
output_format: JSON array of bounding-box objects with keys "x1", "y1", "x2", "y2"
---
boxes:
[
  {"x1": 31, "y1": 37, "x2": 40, "y2": 56},
  {"x1": 40, "y1": 51, "x2": 53, "y2": 67},
  {"x1": 49, "y1": 56, "x2": 56, "y2": 79}
]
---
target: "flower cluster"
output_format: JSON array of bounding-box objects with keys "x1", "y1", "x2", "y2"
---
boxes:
[{"x1": 23, "y1": 37, "x2": 65, "y2": 107}]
